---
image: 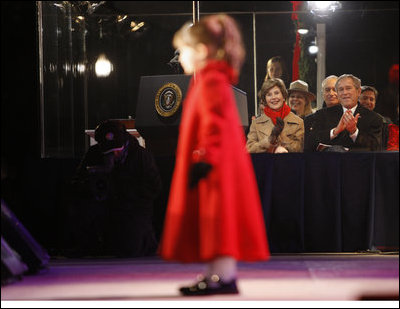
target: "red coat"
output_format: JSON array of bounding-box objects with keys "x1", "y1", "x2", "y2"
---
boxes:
[{"x1": 159, "y1": 60, "x2": 270, "y2": 263}]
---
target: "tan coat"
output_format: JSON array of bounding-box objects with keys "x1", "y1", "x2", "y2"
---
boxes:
[{"x1": 246, "y1": 111, "x2": 304, "y2": 153}]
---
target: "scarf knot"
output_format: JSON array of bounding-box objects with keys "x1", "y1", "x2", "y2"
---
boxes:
[{"x1": 264, "y1": 103, "x2": 291, "y2": 125}]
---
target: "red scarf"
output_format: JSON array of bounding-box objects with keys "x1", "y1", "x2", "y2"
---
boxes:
[{"x1": 264, "y1": 102, "x2": 291, "y2": 125}]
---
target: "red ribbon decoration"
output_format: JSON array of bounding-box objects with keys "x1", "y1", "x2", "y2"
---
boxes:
[{"x1": 291, "y1": 1, "x2": 303, "y2": 81}]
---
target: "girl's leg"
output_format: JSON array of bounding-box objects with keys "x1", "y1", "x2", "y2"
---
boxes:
[
  {"x1": 206, "y1": 255, "x2": 237, "y2": 283},
  {"x1": 179, "y1": 256, "x2": 239, "y2": 296}
]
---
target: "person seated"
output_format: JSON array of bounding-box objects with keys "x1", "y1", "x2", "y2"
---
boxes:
[
  {"x1": 66, "y1": 119, "x2": 162, "y2": 257},
  {"x1": 359, "y1": 85, "x2": 392, "y2": 149},
  {"x1": 321, "y1": 75, "x2": 339, "y2": 108},
  {"x1": 287, "y1": 80, "x2": 315, "y2": 119},
  {"x1": 305, "y1": 74, "x2": 383, "y2": 152},
  {"x1": 304, "y1": 75, "x2": 340, "y2": 152},
  {"x1": 246, "y1": 78, "x2": 304, "y2": 153}
]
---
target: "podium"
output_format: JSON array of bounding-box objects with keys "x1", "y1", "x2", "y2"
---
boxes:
[{"x1": 135, "y1": 74, "x2": 248, "y2": 155}]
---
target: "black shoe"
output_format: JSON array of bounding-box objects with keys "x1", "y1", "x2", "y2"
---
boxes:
[{"x1": 179, "y1": 275, "x2": 239, "y2": 296}]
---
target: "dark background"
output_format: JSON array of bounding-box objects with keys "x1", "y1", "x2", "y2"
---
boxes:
[{"x1": 1, "y1": 1, "x2": 399, "y2": 255}]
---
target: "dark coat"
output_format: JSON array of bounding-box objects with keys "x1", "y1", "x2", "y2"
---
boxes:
[
  {"x1": 304, "y1": 104, "x2": 383, "y2": 152},
  {"x1": 69, "y1": 135, "x2": 162, "y2": 257}
]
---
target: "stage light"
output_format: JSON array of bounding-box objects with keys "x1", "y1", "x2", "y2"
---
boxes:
[
  {"x1": 298, "y1": 28, "x2": 309, "y2": 35},
  {"x1": 308, "y1": 44, "x2": 319, "y2": 54},
  {"x1": 75, "y1": 15, "x2": 85, "y2": 24},
  {"x1": 76, "y1": 63, "x2": 86, "y2": 74},
  {"x1": 117, "y1": 15, "x2": 127, "y2": 23},
  {"x1": 130, "y1": 21, "x2": 145, "y2": 32},
  {"x1": 307, "y1": 1, "x2": 342, "y2": 17},
  {"x1": 95, "y1": 54, "x2": 112, "y2": 77}
]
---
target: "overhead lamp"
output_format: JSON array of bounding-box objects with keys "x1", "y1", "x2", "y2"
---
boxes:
[
  {"x1": 307, "y1": 1, "x2": 342, "y2": 17},
  {"x1": 95, "y1": 54, "x2": 113, "y2": 78},
  {"x1": 75, "y1": 15, "x2": 85, "y2": 24},
  {"x1": 297, "y1": 28, "x2": 309, "y2": 35},
  {"x1": 117, "y1": 15, "x2": 127, "y2": 23},
  {"x1": 308, "y1": 44, "x2": 319, "y2": 54},
  {"x1": 76, "y1": 63, "x2": 86, "y2": 74},
  {"x1": 130, "y1": 21, "x2": 145, "y2": 32}
]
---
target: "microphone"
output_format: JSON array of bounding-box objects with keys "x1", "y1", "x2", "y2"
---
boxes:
[
  {"x1": 167, "y1": 50, "x2": 182, "y2": 73},
  {"x1": 168, "y1": 49, "x2": 180, "y2": 65}
]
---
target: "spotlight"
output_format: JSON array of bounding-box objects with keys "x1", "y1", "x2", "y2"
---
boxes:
[
  {"x1": 308, "y1": 44, "x2": 319, "y2": 54},
  {"x1": 298, "y1": 28, "x2": 309, "y2": 35},
  {"x1": 95, "y1": 54, "x2": 113, "y2": 77},
  {"x1": 307, "y1": 1, "x2": 342, "y2": 17},
  {"x1": 117, "y1": 15, "x2": 127, "y2": 23},
  {"x1": 75, "y1": 15, "x2": 85, "y2": 24},
  {"x1": 130, "y1": 21, "x2": 145, "y2": 32}
]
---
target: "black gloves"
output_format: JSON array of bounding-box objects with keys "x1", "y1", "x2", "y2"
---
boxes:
[
  {"x1": 189, "y1": 162, "x2": 212, "y2": 188},
  {"x1": 269, "y1": 117, "x2": 285, "y2": 145}
]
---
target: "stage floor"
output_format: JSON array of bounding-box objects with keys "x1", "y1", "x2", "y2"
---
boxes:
[{"x1": 1, "y1": 253, "x2": 398, "y2": 304}]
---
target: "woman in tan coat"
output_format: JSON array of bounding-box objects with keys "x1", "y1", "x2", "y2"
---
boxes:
[{"x1": 247, "y1": 78, "x2": 304, "y2": 153}]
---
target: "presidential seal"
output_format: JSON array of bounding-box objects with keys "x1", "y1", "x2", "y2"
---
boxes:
[{"x1": 155, "y1": 83, "x2": 182, "y2": 117}]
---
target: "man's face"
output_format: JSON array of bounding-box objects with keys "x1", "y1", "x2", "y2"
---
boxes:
[
  {"x1": 336, "y1": 77, "x2": 361, "y2": 109},
  {"x1": 323, "y1": 78, "x2": 339, "y2": 107},
  {"x1": 359, "y1": 90, "x2": 376, "y2": 111}
]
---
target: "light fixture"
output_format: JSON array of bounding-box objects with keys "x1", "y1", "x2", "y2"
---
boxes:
[
  {"x1": 117, "y1": 15, "x2": 127, "y2": 23},
  {"x1": 75, "y1": 15, "x2": 85, "y2": 24},
  {"x1": 308, "y1": 44, "x2": 319, "y2": 54},
  {"x1": 307, "y1": 1, "x2": 342, "y2": 17},
  {"x1": 76, "y1": 63, "x2": 86, "y2": 74},
  {"x1": 95, "y1": 54, "x2": 113, "y2": 77},
  {"x1": 130, "y1": 21, "x2": 145, "y2": 32},
  {"x1": 297, "y1": 28, "x2": 309, "y2": 35}
]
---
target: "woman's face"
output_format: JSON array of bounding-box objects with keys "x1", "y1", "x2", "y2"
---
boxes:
[
  {"x1": 267, "y1": 62, "x2": 283, "y2": 79},
  {"x1": 289, "y1": 91, "x2": 307, "y2": 116},
  {"x1": 265, "y1": 86, "x2": 285, "y2": 110}
]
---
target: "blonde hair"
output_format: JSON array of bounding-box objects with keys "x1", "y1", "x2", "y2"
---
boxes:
[
  {"x1": 173, "y1": 14, "x2": 245, "y2": 73},
  {"x1": 303, "y1": 100, "x2": 313, "y2": 117}
]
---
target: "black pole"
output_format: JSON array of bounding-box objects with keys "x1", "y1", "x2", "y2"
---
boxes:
[{"x1": 193, "y1": 1, "x2": 199, "y2": 24}]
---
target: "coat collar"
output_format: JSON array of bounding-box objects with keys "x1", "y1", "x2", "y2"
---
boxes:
[
  {"x1": 255, "y1": 111, "x2": 300, "y2": 125},
  {"x1": 197, "y1": 60, "x2": 238, "y2": 85}
]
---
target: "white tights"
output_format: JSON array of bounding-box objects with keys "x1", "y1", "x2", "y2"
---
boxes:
[{"x1": 205, "y1": 256, "x2": 237, "y2": 282}]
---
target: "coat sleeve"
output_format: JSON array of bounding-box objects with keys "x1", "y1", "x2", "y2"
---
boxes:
[
  {"x1": 283, "y1": 120, "x2": 304, "y2": 153},
  {"x1": 194, "y1": 74, "x2": 229, "y2": 165},
  {"x1": 246, "y1": 120, "x2": 273, "y2": 153},
  {"x1": 354, "y1": 112, "x2": 383, "y2": 151}
]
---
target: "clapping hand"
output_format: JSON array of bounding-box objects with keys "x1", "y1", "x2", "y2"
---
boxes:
[
  {"x1": 269, "y1": 117, "x2": 285, "y2": 145},
  {"x1": 343, "y1": 110, "x2": 360, "y2": 134},
  {"x1": 334, "y1": 110, "x2": 360, "y2": 136}
]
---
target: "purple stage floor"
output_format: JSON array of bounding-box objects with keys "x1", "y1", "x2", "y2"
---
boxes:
[{"x1": 1, "y1": 253, "x2": 399, "y2": 304}]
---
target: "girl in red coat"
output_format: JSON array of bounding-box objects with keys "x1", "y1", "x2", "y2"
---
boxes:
[{"x1": 159, "y1": 14, "x2": 270, "y2": 296}]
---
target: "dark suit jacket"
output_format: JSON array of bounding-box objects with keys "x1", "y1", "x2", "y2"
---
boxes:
[{"x1": 304, "y1": 104, "x2": 383, "y2": 152}]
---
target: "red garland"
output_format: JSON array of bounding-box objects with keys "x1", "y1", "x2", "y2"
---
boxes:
[{"x1": 291, "y1": 1, "x2": 303, "y2": 81}]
